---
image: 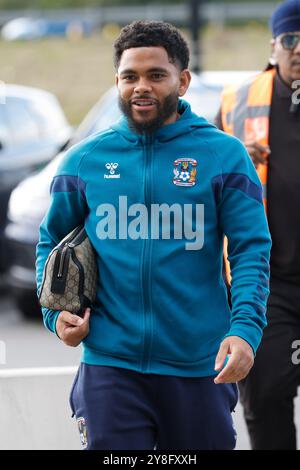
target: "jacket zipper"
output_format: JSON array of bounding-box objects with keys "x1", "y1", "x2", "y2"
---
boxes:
[{"x1": 141, "y1": 134, "x2": 153, "y2": 373}]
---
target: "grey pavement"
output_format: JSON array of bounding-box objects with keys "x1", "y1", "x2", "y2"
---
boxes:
[{"x1": 0, "y1": 294, "x2": 81, "y2": 368}]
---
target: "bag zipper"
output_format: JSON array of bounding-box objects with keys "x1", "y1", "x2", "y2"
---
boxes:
[
  {"x1": 57, "y1": 226, "x2": 83, "y2": 279},
  {"x1": 57, "y1": 245, "x2": 69, "y2": 278}
]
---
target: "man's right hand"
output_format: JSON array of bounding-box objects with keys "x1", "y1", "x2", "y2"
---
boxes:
[
  {"x1": 56, "y1": 308, "x2": 90, "y2": 347},
  {"x1": 244, "y1": 141, "x2": 270, "y2": 168}
]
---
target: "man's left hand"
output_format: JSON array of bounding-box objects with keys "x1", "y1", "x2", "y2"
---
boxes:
[{"x1": 214, "y1": 336, "x2": 254, "y2": 384}]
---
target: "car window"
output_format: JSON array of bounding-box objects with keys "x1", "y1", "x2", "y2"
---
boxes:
[
  {"x1": 5, "y1": 97, "x2": 40, "y2": 145},
  {"x1": 87, "y1": 99, "x2": 121, "y2": 136},
  {"x1": 27, "y1": 95, "x2": 69, "y2": 138},
  {"x1": 187, "y1": 88, "x2": 222, "y2": 122}
]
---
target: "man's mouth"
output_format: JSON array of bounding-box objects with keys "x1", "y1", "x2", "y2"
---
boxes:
[{"x1": 131, "y1": 99, "x2": 157, "y2": 111}]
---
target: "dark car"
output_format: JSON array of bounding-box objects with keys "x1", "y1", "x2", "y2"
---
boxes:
[
  {"x1": 0, "y1": 84, "x2": 72, "y2": 277},
  {"x1": 4, "y1": 71, "x2": 257, "y2": 317}
]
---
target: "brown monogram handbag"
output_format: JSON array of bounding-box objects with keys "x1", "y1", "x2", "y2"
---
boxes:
[{"x1": 39, "y1": 225, "x2": 97, "y2": 316}]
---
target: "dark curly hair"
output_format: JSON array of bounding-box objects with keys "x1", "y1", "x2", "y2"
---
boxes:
[{"x1": 113, "y1": 21, "x2": 190, "y2": 71}]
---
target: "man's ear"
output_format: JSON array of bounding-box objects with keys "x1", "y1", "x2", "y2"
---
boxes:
[
  {"x1": 269, "y1": 38, "x2": 278, "y2": 66},
  {"x1": 115, "y1": 73, "x2": 119, "y2": 87},
  {"x1": 178, "y1": 69, "x2": 192, "y2": 97}
]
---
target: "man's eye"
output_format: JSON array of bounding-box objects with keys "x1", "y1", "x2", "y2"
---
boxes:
[
  {"x1": 123, "y1": 75, "x2": 135, "y2": 81},
  {"x1": 151, "y1": 74, "x2": 164, "y2": 80}
]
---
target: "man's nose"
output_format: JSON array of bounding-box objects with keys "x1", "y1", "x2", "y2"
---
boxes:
[{"x1": 133, "y1": 78, "x2": 152, "y2": 94}]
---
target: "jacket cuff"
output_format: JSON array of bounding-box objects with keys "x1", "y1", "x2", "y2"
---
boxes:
[
  {"x1": 223, "y1": 326, "x2": 263, "y2": 356},
  {"x1": 42, "y1": 308, "x2": 61, "y2": 338}
]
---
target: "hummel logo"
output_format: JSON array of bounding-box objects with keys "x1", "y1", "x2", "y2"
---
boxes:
[{"x1": 104, "y1": 163, "x2": 120, "y2": 179}]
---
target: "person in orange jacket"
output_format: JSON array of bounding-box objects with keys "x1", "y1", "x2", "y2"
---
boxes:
[{"x1": 215, "y1": 0, "x2": 300, "y2": 450}]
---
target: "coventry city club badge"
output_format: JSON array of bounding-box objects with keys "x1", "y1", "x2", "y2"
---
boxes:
[{"x1": 173, "y1": 158, "x2": 197, "y2": 187}]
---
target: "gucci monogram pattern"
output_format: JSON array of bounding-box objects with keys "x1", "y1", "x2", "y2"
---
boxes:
[
  {"x1": 39, "y1": 229, "x2": 97, "y2": 314},
  {"x1": 75, "y1": 237, "x2": 97, "y2": 304}
]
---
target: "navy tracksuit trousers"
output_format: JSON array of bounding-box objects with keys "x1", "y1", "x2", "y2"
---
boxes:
[{"x1": 69, "y1": 363, "x2": 238, "y2": 450}]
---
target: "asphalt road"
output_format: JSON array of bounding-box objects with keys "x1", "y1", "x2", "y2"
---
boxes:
[{"x1": 0, "y1": 293, "x2": 299, "y2": 450}]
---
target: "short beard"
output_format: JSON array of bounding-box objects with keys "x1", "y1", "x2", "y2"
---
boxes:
[{"x1": 118, "y1": 92, "x2": 179, "y2": 134}]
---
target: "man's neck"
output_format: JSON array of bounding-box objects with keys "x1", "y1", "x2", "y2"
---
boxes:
[
  {"x1": 276, "y1": 66, "x2": 293, "y2": 88},
  {"x1": 163, "y1": 111, "x2": 181, "y2": 126}
]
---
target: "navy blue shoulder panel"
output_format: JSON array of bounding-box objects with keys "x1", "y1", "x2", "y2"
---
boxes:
[
  {"x1": 50, "y1": 175, "x2": 86, "y2": 202},
  {"x1": 211, "y1": 173, "x2": 263, "y2": 206}
]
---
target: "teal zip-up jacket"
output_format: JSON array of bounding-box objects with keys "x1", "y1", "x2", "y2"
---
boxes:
[{"x1": 36, "y1": 99, "x2": 271, "y2": 377}]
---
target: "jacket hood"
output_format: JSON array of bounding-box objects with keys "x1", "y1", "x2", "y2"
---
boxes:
[{"x1": 110, "y1": 99, "x2": 215, "y2": 144}]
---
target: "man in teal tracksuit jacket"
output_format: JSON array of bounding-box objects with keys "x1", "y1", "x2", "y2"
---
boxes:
[{"x1": 36, "y1": 21, "x2": 271, "y2": 450}]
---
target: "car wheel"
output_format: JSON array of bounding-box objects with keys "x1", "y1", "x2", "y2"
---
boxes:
[{"x1": 15, "y1": 291, "x2": 41, "y2": 319}]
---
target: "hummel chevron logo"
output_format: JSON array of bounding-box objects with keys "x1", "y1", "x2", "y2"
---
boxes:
[{"x1": 104, "y1": 163, "x2": 120, "y2": 179}]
